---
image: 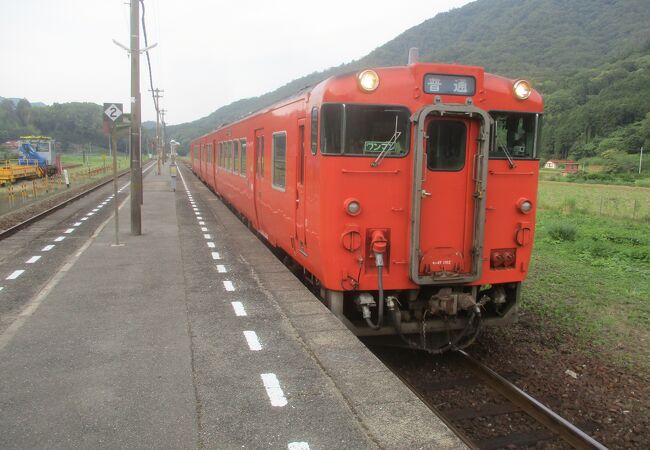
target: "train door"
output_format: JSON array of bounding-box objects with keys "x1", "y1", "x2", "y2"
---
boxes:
[
  {"x1": 295, "y1": 119, "x2": 307, "y2": 254},
  {"x1": 253, "y1": 128, "x2": 266, "y2": 236},
  {"x1": 418, "y1": 117, "x2": 479, "y2": 277}
]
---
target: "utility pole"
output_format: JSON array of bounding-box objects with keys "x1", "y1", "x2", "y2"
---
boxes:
[
  {"x1": 149, "y1": 88, "x2": 164, "y2": 175},
  {"x1": 130, "y1": 0, "x2": 142, "y2": 235},
  {"x1": 640, "y1": 146, "x2": 644, "y2": 175},
  {"x1": 161, "y1": 108, "x2": 167, "y2": 164}
]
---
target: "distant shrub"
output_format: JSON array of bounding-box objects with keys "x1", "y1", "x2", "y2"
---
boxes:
[{"x1": 548, "y1": 222, "x2": 578, "y2": 241}]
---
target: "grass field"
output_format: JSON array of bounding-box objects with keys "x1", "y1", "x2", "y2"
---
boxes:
[
  {"x1": 538, "y1": 180, "x2": 650, "y2": 221},
  {"x1": 524, "y1": 183, "x2": 650, "y2": 370}
]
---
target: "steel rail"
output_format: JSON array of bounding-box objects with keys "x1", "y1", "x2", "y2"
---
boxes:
[
  {"x1": 456, "y1": 350, "x2": 609, "y2": 450},
  {"x1": 0, "y1": 162, "x2": 155, "y2": 241}
]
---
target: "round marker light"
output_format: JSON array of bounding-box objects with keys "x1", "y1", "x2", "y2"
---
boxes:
[
  {"x1": 513, "y1": 79, "x2": 532, "y2": 100},
  {"x1": 345, "y1": 199, "x2": 361, "y2": 216},
  {"x1": 358, "y1": 70, "x2": 380, "y2": 92},
  {"x1": 518, "y1": 199, "x2": 533, "y2": 214}
]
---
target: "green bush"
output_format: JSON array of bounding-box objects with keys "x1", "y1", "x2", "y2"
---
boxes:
[{"x1": 547, "y1": 222, "x2": 578, "y2": 241}]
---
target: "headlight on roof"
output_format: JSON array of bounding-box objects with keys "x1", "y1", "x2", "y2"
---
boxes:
[
  {"x1": 358, "y1": 70, "x2": 380, "y2": 92},
  {"x1": 513, "y1": 79, "x2": 532, "y2": 100}
]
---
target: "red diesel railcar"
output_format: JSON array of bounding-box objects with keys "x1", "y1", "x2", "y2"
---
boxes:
[{"x1": 191, "y1": 52, "x2": 543, "y2": 353}]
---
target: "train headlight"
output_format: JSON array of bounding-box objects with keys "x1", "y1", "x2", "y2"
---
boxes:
[
  {"x1": 513, "y1": 79, "x2": 532, "y2": 100},
  {"x1": 518, "y1": 198, "x2": 533, "y2": 214},
  {"x1": 344, "y1": 198, "x2": 361, "y2": 216},
  {"x1": 358, "y1": 70, "x2": 380, "y2": 92}
]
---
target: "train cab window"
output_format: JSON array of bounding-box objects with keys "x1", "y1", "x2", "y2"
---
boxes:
[
  {"x1": 272, "y1": 132, "x2": 286, "y2": 190},
  {"x1": 426, "y1": 120, "x2": 467, "y2": 171},
  {"x1": 233, "y1": 140, "x2": 239, "y2": 173},
  {"x1": 240, "y1": 139, "x2": 247, "y2": 176},
  {"x1": 310, "y1": 107, "x2": 318, "y2": 155},
  {"x1": 321, "y1": 103, "x2": 410, "y2": 156},
  {"x1": 490, "y1": 112, "x2": 541, "y2": 159}
]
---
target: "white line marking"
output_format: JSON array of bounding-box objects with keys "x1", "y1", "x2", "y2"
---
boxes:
[
  {"x1": 42, "y1": 245, "x2": 55, "y2": 252},
  {"x1": 54, "y1": 236, "x2": 65, "y2": 242},
  {"x1": 261, "y1": 373, "x2": 288, "y2": 407},
  {"x1": 231, "y1": 302, "x2": 247, "y2": 316},
  {"x1": 207, "y1": 242, "x2": 215, "y2": 248},
  {"x1": 216, "y1": 264, "x2": 226, "y2": 273},
  {"x1": 204, "y1": 234, "x2": 211, "y2": 239},
  {"x1": 26, "y1": 256, "x2": 41, "y2": 264},
  {"x1": 198, "y1": 221, "x2": 205, "y2": 225},
  {"x1": 64, "y1": 228, "x2": 75, "y2": 234},
  {"x1": 201, "y1": 227, "x2": 208, "y2": 232},
  {"x1": 92, "y1": 209, "x2": 99, "y2": 212},
  {"x1": 288, "y1": 443, "x2": 310, "y2": 450},
  {"x1": 0, "y1": 287, "x2": 3, "y2": 292},
  {"x1": 197, "y1": 216, "x2": 203, "y2": 220},
  {"x1": 7, "y1": 270, "x2": 25, "y2": 280},
  {"x1": 211, "y1": 252, "x2": 220, "y2": 260},
  {"x1": 87, "y1": 212, "x2": 94, "y2": 216},
  {"x1": 74, "y1": 222, "x2": 82, "y2": 226},
  {"x1": 0, "y1": 193, "x2": 130, "y2": 353},
  {"x1": 223, "y1": 280, "x2": 235, "y2": 291},
  {"x1": 80, "y1": 217, "x2": 88, "y2": 221},
  {"x1": 243, "y1": 331, "x2": 262, "y2": 351}
]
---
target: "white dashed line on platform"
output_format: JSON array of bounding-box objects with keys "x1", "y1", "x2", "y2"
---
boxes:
[
  {"x1": 204, "y1": 234, "x2": 211, "y2": 239},
  {"x1": 42, "y1": 245, "x2": 55, "y2": 251},
  {"x1": 74, "y1": 222, "x2": 82, "y2": 226},
  {"x1": 6, "y1": 270, "x2": 25, "y2": 280},
  {"x1": 54, "y1": 236, "x2": 65, "y2": 242},
  {"x1": 26, "y1": 256, "x2": 41, "y2": 264},
  {"x1": 261, "y1": 373, "x2": 288, "y2": 407},
  {"x1": 64, "y1": 228, "x2": 75, "y2": 234},
  {"x1": 87, "y1": 212, "x2": 94, "y2": 216},
  {"x1": 207, "y1": 242, "x2": 215, "y2": 248},
  {"x1": 211, "y1": 252, "x2": 221, "y2": 260},
  {"x1": 216, "y1": 265, "x2": 226, "y2": 273},
  {"x1": 223, "y1": 280, "x2": 235, "y2": 291},
  {"x1": 198, "y1": 221, "x2": 205, "y2": 225},
  {"x1": 92, "y1": 209, "x2": 99, "y2": 212},
  {"x1": 201, "y1": 227, "x2": 208, "y2": 232},
  {"x1": 288, "y1": 443, "x2": 310, "y2": 450},
  {"x1": 231, "y1": 302, "x2": 247, "y2": 316},
  {"x1": 243, "y1": 331, "x2": 262, "y2": 351},
  {"x1": 197, "y1": 216, "x2": 203, "y2": 220},
  {"x1": 80, "y1": 217, "x2": 88, "y2": 221}
]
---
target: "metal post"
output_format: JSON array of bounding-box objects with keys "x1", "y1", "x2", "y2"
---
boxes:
[
  {"x1": 111, "y1": 125, "x2": 121, "y2": 246},
  {"x1": 640, "y1": 146, "x2": 644, "y2": 175},
  {"x1": 130, "y1": 0, "x2": 142, "y2": 235},
  {"x1": 161, "y1": 108, "x2": 167, "y2": 165}
]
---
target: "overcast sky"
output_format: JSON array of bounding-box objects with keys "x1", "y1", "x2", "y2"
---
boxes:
[{"x1": 0, "y1": 0, "x2": 474, "y2": 125}]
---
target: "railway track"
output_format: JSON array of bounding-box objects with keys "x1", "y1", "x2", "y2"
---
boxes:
[
  {"x1": 0, "y1": 163, "x2": 154, "y2": 241},
  {"x1": 372, "y1": 347, "x2": 609, "y2": 450}
]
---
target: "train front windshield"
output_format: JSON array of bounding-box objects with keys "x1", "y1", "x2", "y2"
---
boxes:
[
  {"x1": 321, "y1": 104, "x2": 410, "y2": 156},
  {"x1": 490, "y1": 112, "x2": 542, "y2": 159}
]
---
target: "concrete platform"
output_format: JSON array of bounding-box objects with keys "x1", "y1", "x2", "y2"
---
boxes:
[{"x1": 0, "y1": 163, "x2": 465, "y2": 449}]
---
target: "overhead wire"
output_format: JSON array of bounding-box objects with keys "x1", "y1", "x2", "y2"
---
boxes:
[{"x1": 140, "y1": 0, "x2": 159, "y2": 117}]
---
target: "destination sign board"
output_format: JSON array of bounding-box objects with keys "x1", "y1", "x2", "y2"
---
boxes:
[{"x1": 423, "y1": 74, "x2": 476, "y2": 96}]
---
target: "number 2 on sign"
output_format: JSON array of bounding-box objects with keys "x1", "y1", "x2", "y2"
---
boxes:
[{"x1": 108, "y1": 106, "x2": 118, "y2": 118}]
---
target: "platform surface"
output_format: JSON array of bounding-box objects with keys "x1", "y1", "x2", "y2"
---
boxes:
[{"x1": 0, "y1": 163, "x2": 465, "y2": 449}]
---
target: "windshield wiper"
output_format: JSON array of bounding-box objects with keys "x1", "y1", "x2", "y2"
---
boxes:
[
  {"x1": 371, "y1": 115, "x2": 401, "y2": 167},
  {"x1": 499, "y1": 143, "x2": 517, "y2": 169}
]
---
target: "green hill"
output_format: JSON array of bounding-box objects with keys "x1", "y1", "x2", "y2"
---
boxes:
[{"x1": 168, "y1": 0, "x2": 650, "y2": 171}]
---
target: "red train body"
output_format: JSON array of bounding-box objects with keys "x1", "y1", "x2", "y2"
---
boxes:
[{"x1": 191, "y1": 57, "x2": 543, "y2": 351}]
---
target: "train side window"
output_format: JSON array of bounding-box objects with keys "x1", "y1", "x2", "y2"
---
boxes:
[
  {"x1": 234, "y1": 140, "x2": 239, "y2": 173},
  {"x1": 299, "y1": 125, "x2": 305, "y2": 184},
  {"x1": 320, "y1": 104, "x2": 343, "y2": 154},
  {"x1": 310, "y1": 107, "x2": 318, "y2": 155},
  {"x1": 240, "y1": 139, "x2": 247, "y2": 177},
  {"x1": 219, "y1": 142, "x2": 223, "y2": 168},
  {"x1": 426, "y1": 120, "x2": 466, "y2": 171},
  {"x1": 260, "y1": 136, "x2": 265, "y2": 176},
  {"x1": 272, "y1": 131, "x2": 286, "y2": 191},
  {"x1": 228, "y1": 141, "x2": 233, "y2": 172}
]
